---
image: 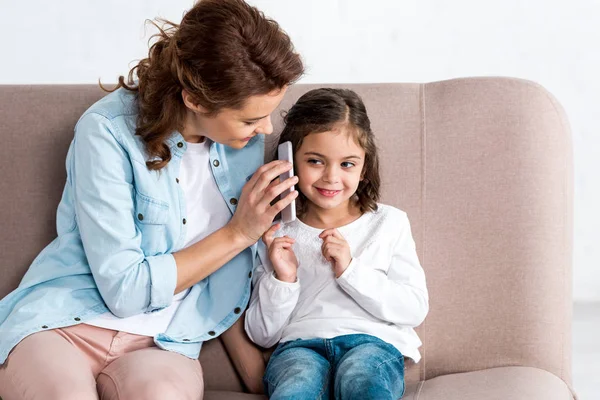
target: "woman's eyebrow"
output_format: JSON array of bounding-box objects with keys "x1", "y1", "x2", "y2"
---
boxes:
[{"x1": 242, "y1": 114, "x2": 268, "y2": 122}]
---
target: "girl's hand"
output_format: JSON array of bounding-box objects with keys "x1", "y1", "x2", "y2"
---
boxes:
[
  {"x1": 262, "y1": 224, "x2": 298, "y2": 283},
  {"x1": 320, "y1": 229, "x2": 352, "y2": 278},
  {"x1": 227, "y1": 161, "x2": 299, "y2": 246}
]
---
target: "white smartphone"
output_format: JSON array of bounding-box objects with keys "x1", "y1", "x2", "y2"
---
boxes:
[{"x1": 277, "y1": 141, "x2": 296, "y2": 223}]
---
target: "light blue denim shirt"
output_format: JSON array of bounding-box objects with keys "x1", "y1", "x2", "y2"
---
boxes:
[{"x1": 0, "y1": 88, "x2": 263, "y2": 364}]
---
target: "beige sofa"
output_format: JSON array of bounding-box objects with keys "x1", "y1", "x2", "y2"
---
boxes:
[{"x1": 0, "y1": 78, "x2": 575, "y2": 399}]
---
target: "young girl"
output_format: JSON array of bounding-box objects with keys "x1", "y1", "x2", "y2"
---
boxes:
[{"x1": 245, "y1": 88, "x2": 429, "y2": 400}]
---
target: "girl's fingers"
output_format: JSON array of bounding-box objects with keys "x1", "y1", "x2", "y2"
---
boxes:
[
  {"x1": 273, "y1": 237, "x2": 295, "y2": 246},
  {"x1": 322, "y1": 242, "x2": 340, "y2": 259},
  {"x1": 319, "y1": 228, "x2": 345, "y2": 241},
  {"x1": 262, "y1": 223, "x2": 280, "y2": 247},
  {"x1": 330, "y1": 229, "x2": 345, "y2": 240},
  {"x1": 319, "y1": 229, "x2": 334, "y2": 239},
  {"x1": 322, "y1": 235, "x2": 344, "y2": 246}
]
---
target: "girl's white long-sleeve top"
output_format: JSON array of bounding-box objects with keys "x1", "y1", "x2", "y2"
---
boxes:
[{"x1": 244, "y1": 204, "x2": 429, "y2": 362}]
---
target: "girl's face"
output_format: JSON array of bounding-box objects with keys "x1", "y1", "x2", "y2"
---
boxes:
[{"x1": 295, "y1": 127, "x2": 366, "y2": 213}]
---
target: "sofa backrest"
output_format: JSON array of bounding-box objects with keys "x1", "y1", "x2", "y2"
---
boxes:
[{"x1": 0, "y1": 78, "x2": 572, "y2": 387}]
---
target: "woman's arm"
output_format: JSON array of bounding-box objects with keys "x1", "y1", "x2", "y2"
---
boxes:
[
  {"x1": 73, "y1": 113, "x2": 175, "y2": 318},
  {"x1": 73, "y1": 113, "x2": 297, "y2": 316},
  {"x1": 173, "y1": 159, "x2": 298, "y2": 293}
]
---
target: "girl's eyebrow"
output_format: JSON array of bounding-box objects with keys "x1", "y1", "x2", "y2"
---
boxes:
[{"x1": 304, "y1": 151, "x2": 362, "y2": 160}]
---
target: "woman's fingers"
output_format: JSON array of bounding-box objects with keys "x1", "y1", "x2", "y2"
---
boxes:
[
  {"x1": 267, "y1": 190, "x2": 299, "y2": 219},
  {"x1": 249, "y1": 161, "x2": 294, "y2": 195},
  {"x1": 258, "y1": 176, "x2": 298, "y2": 211}
]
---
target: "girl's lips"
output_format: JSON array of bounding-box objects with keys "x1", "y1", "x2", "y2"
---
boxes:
[{"x1": 316, "y1": 188, "x2": 341, "y2": 197}]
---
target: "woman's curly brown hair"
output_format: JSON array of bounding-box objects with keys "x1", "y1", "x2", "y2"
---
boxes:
[{"x1": 103, "y1": 0, "x2": 303, "y2": 170}]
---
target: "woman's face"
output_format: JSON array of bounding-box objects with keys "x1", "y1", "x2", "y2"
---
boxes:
[{"x1": 183, "y1": 87, "x2": 287, "y2": 148}]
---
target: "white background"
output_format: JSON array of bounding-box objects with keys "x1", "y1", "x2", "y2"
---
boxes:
[{"x1": 0, "y1": 0, "x2": 598, "y2": 302}]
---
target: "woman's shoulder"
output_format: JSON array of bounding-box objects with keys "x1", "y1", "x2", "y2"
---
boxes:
[
  {"x1": 74, "y1": 88, "x2": 138, "y2": 142},
  {"x1": 81, "y1": 87, "x2": 138, "y2": 122}
]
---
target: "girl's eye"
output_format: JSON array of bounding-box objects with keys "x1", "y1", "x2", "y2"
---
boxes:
[
  {"x1": 307, "y1": 159, "x2": 323, "y2": 165},
  {"x1": 341, "y1": 162, "x2": 355, "y2": 168}
]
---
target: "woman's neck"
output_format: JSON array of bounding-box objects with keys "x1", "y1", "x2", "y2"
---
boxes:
[
  {"x1": 301, "y1": 201, "x2": 362, "y2": 229},
  {"x1": 181, "y1": 110, "x2": 206, "y2": 143}
]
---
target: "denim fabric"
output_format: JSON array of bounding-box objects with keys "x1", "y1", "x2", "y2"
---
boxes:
[{"x1": 264, "y1": 334, "x2": 405, "y2": 400}]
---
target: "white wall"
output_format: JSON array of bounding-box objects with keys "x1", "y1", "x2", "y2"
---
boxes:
[{"x1": 1, "y1": 0, "x2": 598, "y2": 302}]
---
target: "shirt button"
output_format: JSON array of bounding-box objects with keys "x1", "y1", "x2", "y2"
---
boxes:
[
  {"x1": 74, "y1": 317, "x2": 81, "y2": 322},
  {"x1": 230, "y1": 198, "x2": 238, "y2": 205},
  {"x1": 234, "y1": 307, "x2": 241, "y2": 314},
  {"x1": 183, "y1": 218, "x2": 187, "y2": 225},
  {"x1": 176, "y1": 178, "x2": 179, "y2": 183},
  {"x1": 177, "y1": 142, "x2": 184, "y2": 148},
  {"x1": 208, "y1": 331, "x2": 216, "y2": 336},
  {"x1": 42, "y1": 325, "x2": 48, "y2": 329},
  {"x1": 138, "y1": 213, "x2": 144, "y2": 221},
  {"x1": 248, "y1": 271, "x2": 252, "y2": 278},
  {"x1": 213, "y1": 160, "x2": 220, "y2": 167}
]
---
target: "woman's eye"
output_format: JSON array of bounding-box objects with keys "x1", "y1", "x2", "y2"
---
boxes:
[
  {"x1": 341, "y1": 162, "x2": 355, "y2": 168},
  {"x1": 244, "y1": 121, "x2": 257, "y2": 126}
]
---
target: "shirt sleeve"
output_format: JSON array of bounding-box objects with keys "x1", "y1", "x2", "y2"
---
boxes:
[
  {"x1": 336, "y1": 212, "x2": 429, "y2": 327},
  {"x1": 244, "y1": 241, "x2": 300, "y2": 348},
  {"x1": 70, "y1": 112, "x2": 177, "y2": 318}
]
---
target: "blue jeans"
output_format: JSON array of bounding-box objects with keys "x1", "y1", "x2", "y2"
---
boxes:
[{"x1": 263, "y1": 334, "x2": 405, "y2": 400}]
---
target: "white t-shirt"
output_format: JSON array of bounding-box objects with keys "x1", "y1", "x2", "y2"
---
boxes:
[
  {"x1": 86, "y1": 139, "x2": 231, "y2": 336},
  {"x1": 244, "y1": 204, "x2": 429, "y2": 362}
]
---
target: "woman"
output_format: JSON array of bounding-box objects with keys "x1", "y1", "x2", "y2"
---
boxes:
[{"x1": 0, "y1": 0, "x2": 303, "y2": 399}]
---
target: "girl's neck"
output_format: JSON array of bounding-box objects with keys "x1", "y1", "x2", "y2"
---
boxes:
[{"x1": 301, "y1": 200, "x2": 362, "y2": 229}]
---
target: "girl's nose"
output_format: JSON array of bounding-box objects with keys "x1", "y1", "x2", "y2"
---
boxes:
[{"x1": 322, "y1": 166, "x2": 339, "y2": 183}]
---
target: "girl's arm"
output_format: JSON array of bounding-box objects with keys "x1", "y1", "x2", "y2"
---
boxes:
[
  {"x1": 244, "y1": 242, "x2": 300, "y2": 348},
  {"x1": 336, "y1": 212, "x2": 429, "y2": 327}
]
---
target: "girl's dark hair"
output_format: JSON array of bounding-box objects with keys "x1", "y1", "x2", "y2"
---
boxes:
[
  {"x1": 103, "y1": 0, "x2": 304, "y2": 170},
  {"x1": 278, "y1": 88, "x2": 380, "y2": 216}
]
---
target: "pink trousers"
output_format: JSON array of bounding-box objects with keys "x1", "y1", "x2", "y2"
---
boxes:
[{"x1": 0, "y1": 324, "x2": 203, "y2": 400}]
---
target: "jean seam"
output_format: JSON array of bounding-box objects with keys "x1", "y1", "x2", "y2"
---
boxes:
[
  {"x1": 316, "y1": 365, "x2": 331, "y2": 400},
  {"x1": 375, "y1": 354, "x2": 404, "y2": 371},
  {"x1": 375, "y1": 355, "x2": 405, "y2": 398}
]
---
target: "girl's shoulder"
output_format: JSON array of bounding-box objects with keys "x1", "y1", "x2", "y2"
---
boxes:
[{"x1": 369, "y1": 203, "x2": 410, "y2": 226}]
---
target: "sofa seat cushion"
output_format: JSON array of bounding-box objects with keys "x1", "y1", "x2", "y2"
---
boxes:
[{"x1": 404, "y1": 366, "x2": 574, "y2": 400}]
